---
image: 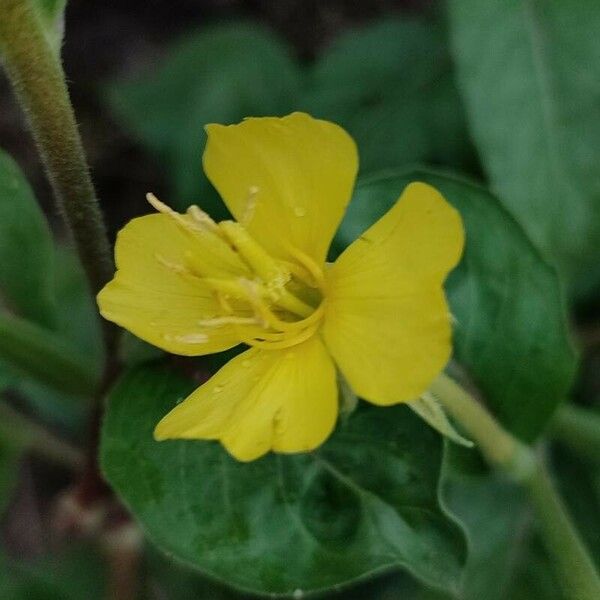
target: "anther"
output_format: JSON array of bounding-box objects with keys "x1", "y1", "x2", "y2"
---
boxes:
[{"x1": 187, "y1": 205, "x2": 220, "y2": 233}]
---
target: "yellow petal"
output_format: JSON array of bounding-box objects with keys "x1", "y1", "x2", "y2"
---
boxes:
[
  {"x1": 203, "y1": 112, "x2": 358, "y2": 264},
  {"x1": 97, "y1": 213, "x2": 244, "y2": 356},
  {"x1": 154, "y1": 335, "x2": 338, "y2": 461},
  {"x1": 322, "y1": 182, "x2": 465, "y2": 405}
]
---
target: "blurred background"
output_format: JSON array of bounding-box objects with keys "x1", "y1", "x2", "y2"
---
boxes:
[{"x1": 0, "y1": 0, "x2": 598, "y2": 598}]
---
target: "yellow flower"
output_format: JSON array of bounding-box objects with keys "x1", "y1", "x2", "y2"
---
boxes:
[{"x1": 97, "y1": 112, "x2": 464, "y2": 462}]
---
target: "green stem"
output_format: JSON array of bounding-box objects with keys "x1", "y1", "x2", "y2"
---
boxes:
[
  {"x1": 0, "y1": 397, "x2": 83, "y2": 469},
  {"x1": 550, "y1": 404, "x2": 600, "y2": 464},
  {"x1": 0, "y1": 0, "x2": 115, "y2": 354},
  {"x1": 527, "y1": 462, "x2": 600, "y2": 600},
  {"x1": 431, "y1": 373, "x2": 600, "y2": 600}
]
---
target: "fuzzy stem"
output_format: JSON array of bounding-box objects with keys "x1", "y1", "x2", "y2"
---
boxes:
[
  {"x1": 0, "y1": 0, "x2": 115, "y2": 354},
  {"x1": 431, "y1": 373, "x2": 600, "y2": 600}
]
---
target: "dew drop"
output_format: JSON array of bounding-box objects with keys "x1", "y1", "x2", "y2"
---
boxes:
[
  {"x1": 213, "y1": 384, "x2": 224, "y2": 394},
  {"x1": 175, "y1": 396, "x2": 184, "y2": 405},
  {"x1": 293, "y1": 590, "x2": 304, "y2": 599},
  {"x1": 293, "y1": 206, "x2": 306, "y2": 217}
]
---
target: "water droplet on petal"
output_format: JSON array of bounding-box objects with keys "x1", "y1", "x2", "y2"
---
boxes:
[
  {"x1": 213, "y1": 385, "x2": 224, "y2": 394},
  {"x1": 293, "y1": 206, "x2": 306, "y2": 217}
]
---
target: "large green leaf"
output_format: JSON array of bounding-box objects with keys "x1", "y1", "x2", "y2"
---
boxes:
[
  {"x1": 109, "y1": 23, "x2": 301, "y2": 214},
  {"x1": 301, "y1": 18, "x2": 474, "y2": 175},
  {"x1": 0, "y1": 148, "x2": 56, "y2": 328},
  {"x1": 335, "y1": 169, "x2": 576, "y2": 440},
  {"x1": 101, "y1": 365, "x2": 466, "y2": 596},
  {"x1": 448, "y1": 0, "x2": 600, "y2": 292},
  {"x1": 433, "y1": 447, "x2": 529, "y2": 600}
]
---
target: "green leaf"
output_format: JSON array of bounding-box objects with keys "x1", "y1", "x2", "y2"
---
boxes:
[
  {"x1": 440, "y1": 447, "x2": 529, "y2": 600},
  {"x1": 409, "y1": 394, "x2": 473, "y2": 448},
  {"x1": 109, "y1": 22, "x2": 301, "y2": 213},
  {"x1": 448, "y1": 0, "x2": 600, "y2": 291},
  {"x1": 101, "y1": 365, "x2": 467, "y2": 596},
  {"x1": 32, "y1": 0, "x2": 67, "y2": 55},
  {"x1": 336, "y1": 169, "x2": 577, "y2": 440},
  {"x1": 0, "y1": 311, "x2": 98, "y2": 397},
  {"x1": 0, "y1": 148, "x2": 56, "y2": 328},
  {"x1": 301, "y1": 18, "x2": 474, "y2": 175}
]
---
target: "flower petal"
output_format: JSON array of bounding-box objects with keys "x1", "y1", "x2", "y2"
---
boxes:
[
  {"x1": 97, "y1": 213, "x2": 245, "y2": 356},
  {"x1": 203, "y1": 112, "x2": 358, "y2": 264},
  {"x1": 323, "y1": 182, "x2": 465, "y2": 405},
  {"x1": 154, "y1": 335, "x2": 338, "y2": 461}
]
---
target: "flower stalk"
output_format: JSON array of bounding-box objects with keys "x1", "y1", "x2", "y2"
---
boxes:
[
  {"x1": 0, "y1": 0, "x2": 116, "y2": 355},
  {"x1": 432, "y1": 373, "x2": 600, "y2": 600}
]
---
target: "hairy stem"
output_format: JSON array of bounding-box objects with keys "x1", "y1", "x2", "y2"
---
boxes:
[
  {"x1": 431, "y1": 373, "x2": 600, "y2": 600},
  {"x1": 0, "y1": 0, "x2": 116, "y2": 356}
]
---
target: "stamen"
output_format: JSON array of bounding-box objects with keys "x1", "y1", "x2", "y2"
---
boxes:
[
  {"x1": 147, "y1": 193, "x2": 181, "y2": 219},
  {"x1": 187, "y1": 205, "x2": 220, "y2": 233},
  {"x1": 147, "y1": 193, "x2": 202, "y2": 235},
  {"x1": 286, "y1": 246, "x2": 326, "y2": 291},
  {"x1": 237, "y1": 278, "x2": 324, "y2": 332}
]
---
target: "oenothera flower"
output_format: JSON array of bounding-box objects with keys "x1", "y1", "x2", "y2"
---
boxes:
[{"x1": 97, "y1": 112, "x2": 464, "y2": 461}]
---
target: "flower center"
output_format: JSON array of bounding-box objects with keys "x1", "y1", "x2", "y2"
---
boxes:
[{"x1": 148, "y1": 194, "x2": 326, "y2": 350}]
